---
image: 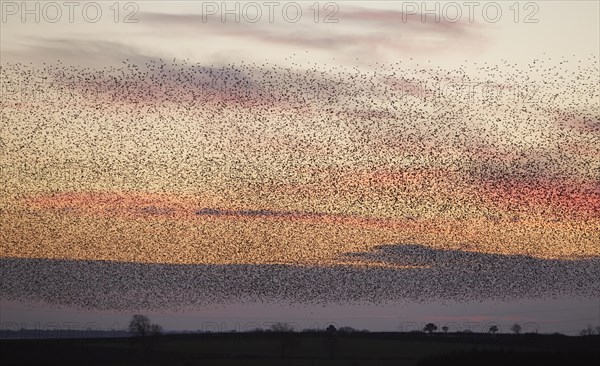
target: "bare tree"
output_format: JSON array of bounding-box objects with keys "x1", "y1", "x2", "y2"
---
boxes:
[
  {"x1": 270, "y1": 322, "x2": 295, "y2": 333},
  {"x1": 510, "y1": 323, "x2": 522, "y2": 335},
  {"x1": 424, "y1": 323, "x2": 438, "y2": 334},
  {"x1": 150, "y1": 324, "x2": 163, "y2": 337},
  {"x1": 489, "y1": 325, "x2": 499, "y2": 335},
  {"x1": 579, "y1": 324, "x2": 596, "y2": 336},
  {"x1": 128, "y1": 314, "x2": 163, "y2": 349},
  {"x1": 270, "y1": 323, "x2": 296, "y2": 359},
  {"x1": 129, "y1": 314, "x2": 152, "y2": 338}
]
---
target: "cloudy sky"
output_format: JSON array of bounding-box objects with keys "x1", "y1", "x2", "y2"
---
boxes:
[
  {"x1": 1, "y1": 1, "x2": 599, "y2": 335},
  {"x1": 1, "y1": 1, "x2": 599, "y2": 66}
]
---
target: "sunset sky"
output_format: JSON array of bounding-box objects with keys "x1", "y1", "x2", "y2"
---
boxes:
[{"x1": 1, "y1": 1, "x2": 599, "y2": 335}]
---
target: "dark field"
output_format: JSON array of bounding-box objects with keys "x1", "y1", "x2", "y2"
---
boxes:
[{"x1": 2, "y1": 332, "x2": 599, "y2": 366}]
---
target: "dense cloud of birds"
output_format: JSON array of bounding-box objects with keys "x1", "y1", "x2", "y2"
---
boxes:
[
  {"x1": 0, "y1": 56, "x2": 598, "y2": 310},
  {"x1": 1, "y1": 250, "x2": 598, "y2": 310}
]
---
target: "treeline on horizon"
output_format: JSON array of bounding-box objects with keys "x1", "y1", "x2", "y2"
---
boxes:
[
  {"x1": 2, "y1": 324, "x2": 598, "y2": 340},
  {"x1": 3, "y1": 321, "x2": 598, "y2": 366},
  {"x1": 3, "y1": 315, "x2": 599, "y2": 340}
]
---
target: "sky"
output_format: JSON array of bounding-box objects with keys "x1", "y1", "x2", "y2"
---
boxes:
[{"x1": 1, "y1": 1, "x2": 599, "y2": 335}]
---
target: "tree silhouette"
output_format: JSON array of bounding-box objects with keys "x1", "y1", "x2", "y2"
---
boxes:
[
  {"x1": 129, "y1": 314, "x2": 152, "y2": 338},
  {"x1": 510, "y1": 323, "x2": 522, "y2": 335},
  {"x1": 424, "y1": 323, "x2": 438, "y2": 334},
  {"x1": 270, "y1": 323, "x2": 296, "y2": 358},
  {"x1": 128, "y1": 314, "x2": 163, "y2": 349},
  {"x1": 270, "y1": 322, "x2": 295, "y2": 333},
  {"x1": 324, "y1": 325, "x2": 339, "y2": 359},
  {"x1": 150, "y1": 324, "x2": 163, "y2": 337},
  {"x1": 489, "y1": 325, "x2": 499, "y2": 335},
  {"x1": 442, "y1": 326, "x2": 449, "y2": 334},
  {"x1": 579, "y1": 324, "x2": 596, "y2": 336}
]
